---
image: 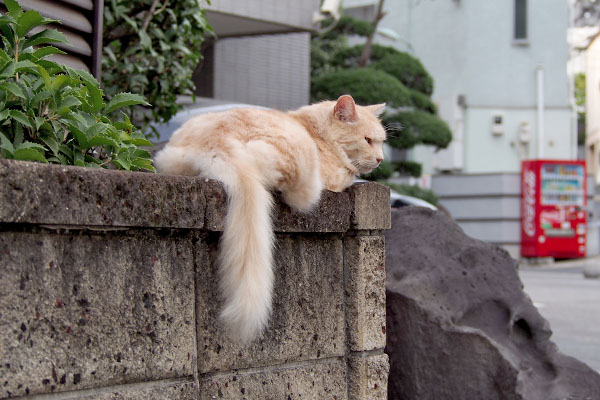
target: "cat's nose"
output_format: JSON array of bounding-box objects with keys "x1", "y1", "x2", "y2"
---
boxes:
[{"x1": 376, "y1": 158, "x2": 383, "y2": 164}]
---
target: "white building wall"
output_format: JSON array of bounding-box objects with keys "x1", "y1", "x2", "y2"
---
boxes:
[
  {"x1": 353, "y1": 0, "x2": 573, "y2": 174},
  {"x1": 586, "y1": 36, "x2": 600, "y2": 181}
]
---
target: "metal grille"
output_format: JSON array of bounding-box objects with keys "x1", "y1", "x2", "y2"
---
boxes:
[{"x1": 0, "y1": 0, "x2": 103, "y2": 78}]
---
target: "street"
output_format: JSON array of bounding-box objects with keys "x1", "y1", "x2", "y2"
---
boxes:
[{"x1": 519, "y1": 259, "x2": 600, "y2": 373}]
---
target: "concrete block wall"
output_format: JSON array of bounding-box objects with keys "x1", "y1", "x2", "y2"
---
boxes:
[{"x1": 0, "y1": 160, "x2": 390, "y2": 399}]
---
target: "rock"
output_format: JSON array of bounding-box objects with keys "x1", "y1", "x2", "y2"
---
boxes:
[{"x1": 385, "y1": 207, "x2": 600, "y2": 400}]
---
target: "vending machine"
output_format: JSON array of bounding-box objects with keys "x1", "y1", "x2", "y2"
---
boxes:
[{"x1": 521, "y1": 160, "x2": 587, "y2": 259}]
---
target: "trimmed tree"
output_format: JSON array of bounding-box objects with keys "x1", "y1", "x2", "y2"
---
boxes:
[{"x1": 311, "y1": 14, "x2": 451, "y2": 203}]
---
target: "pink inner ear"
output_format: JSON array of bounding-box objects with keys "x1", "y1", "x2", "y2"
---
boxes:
[{"x1": 334, "y1": 95, "x2": 358, "y2": 122}]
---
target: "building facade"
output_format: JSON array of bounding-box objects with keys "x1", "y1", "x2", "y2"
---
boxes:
[
  {"x1": 195, "y1": 0, "x2": 321, "y2": 110},
  {"x1": 345, "y1": 0, "x2": 576, "y2": 257}
]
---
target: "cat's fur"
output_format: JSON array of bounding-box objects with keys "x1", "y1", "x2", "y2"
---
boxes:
[{"x1": 154, "y1": 95, "x2": 386, "y2": 342}]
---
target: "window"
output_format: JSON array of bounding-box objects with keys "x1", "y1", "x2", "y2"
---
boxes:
[{"x1": 514, "y1": 0, "x2": 528, "y2": 43}]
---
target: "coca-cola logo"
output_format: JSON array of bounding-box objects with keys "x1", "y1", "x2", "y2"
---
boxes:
[{"x1": 523, "y1": 169, "x2": 536, "y2": 237}]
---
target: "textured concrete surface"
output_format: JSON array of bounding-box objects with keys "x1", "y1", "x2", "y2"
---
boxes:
[
  {"x1": 0, "y1": 160, "x2": 367, "y2": 233},
  {"x1": 385, "y1": 207, "x2": 600, "y2": 400},
  {"x1": 348, "y1": 182, "x2": 391, "y2": 231},
  {"x1": 0, "y1": 160, "x2": 390, "y2": 399},
  {"x1": 199, "y1": 358, "x2": 347, "y2": 400},
  {"x1": 53, "y1": 379, "x2": 199, "y2": 399},
  {"x1": 347, "y1": 353, "x2": 389, "y2": 400},
  {"x1": 0, "y1": 159, "x2": 206, "y2": 229},
  {"x1": 344, "y1": 236, "x2": 387, "y2": 352},
  {"x1": 196, "y1": 235, "x2": 346, "y2": 373},
  {"x1": 0, "y1": 231, "x2": 196, "y2": 398}
]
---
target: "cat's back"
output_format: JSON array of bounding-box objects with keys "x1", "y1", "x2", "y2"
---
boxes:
[{"x1": 168, "y1": 107, "x2": 302, "y2": 147}]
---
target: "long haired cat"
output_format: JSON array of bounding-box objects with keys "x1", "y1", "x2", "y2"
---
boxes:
[{"x1": 155, "y1": 95, "x2": 386, "y2": 342}]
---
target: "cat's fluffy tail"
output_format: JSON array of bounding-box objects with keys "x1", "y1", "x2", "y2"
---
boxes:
[
  {"x1": 217, "y1": 156, "x2": 275, "y2": 342},
  {"x1": 155, "y1": 145, "x2": 275, "y2": 342}
]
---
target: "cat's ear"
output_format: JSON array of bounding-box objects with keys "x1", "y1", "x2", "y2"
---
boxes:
[
  {"x1": 334, "y1": 95, "x2": 358, "y2": 123},
  {"x1": 367, "y1": 103, "x2": 386, "y2": 117}
]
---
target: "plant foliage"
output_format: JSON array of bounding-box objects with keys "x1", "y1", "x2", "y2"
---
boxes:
[
  {"x1": 0, "y1": 0, "x2": 154, "y2": 170},
  {"x1": 312, "y1": 68, "x2": 412, "y2": 107},
  {"x1": 102, "y1": 0, "x2": 213, "y2": 138},
  {"x1": 385, "y1": 110, "x2": 452, "y2": 150}
]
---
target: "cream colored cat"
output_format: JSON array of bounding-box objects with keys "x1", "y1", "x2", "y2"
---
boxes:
[{"x1": 155, "y1": 95, "x2": 386, "y2": 342}]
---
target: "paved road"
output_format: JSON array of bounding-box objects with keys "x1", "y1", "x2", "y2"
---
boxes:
[{"x1": 519, "y1": 259, "x2": 600, "y2": 373}]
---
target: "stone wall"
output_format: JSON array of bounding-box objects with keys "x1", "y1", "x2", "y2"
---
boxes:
[{"x1": 0, "y1": 159, "x2": 390, "y2": 399}]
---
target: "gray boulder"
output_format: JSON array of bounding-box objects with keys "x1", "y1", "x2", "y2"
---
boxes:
[{"x1": 385, "y1": 207, "x2": 600, "y2": 400}]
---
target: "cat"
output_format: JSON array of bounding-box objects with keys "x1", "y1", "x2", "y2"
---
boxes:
[{"x1": 154, "y1": 95, "x2": 386, "y2": 342}]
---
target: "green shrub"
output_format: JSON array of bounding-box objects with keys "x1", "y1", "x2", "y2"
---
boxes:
[
  {"x1": 385, "y1": 110, "x2": 452, "y2": 150},
  {"x1": 409, "y1": 89, "x2": 437, "y2": 113},
  {"x1": 384, "y1": 182, "x2": 439, "y2": 206},
  {"x1": 332, "y1": 44, "x2": 434, "y2": 95},
  {"x1": 311, "y1": 67, "x2": 412, "y2": 107},
  {"x1": 0, "y1": 0, "x2": 154, "y2": 170},
  {"x1": 320, "y1": 15, "x2": 375, "y2": 40},
  {"x1": 395, "y1": 160, "x2": 422, "y2": 177},
  {"x1": 102, "y1": 0, "x2": 213, "y2": 138}
]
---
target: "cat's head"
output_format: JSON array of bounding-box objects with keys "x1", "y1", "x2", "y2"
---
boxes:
[{"x1": 330, "y1": 95, "x2": 386, "y2": 175}]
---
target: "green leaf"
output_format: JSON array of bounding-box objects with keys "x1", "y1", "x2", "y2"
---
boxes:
[
  {"x1": 0, "y1": 82, "x2": 26, "y2": 99},
  {"x1": 0, "y1": 109, "x2": 9, "y2": 122},
  {"x1": 0, "y1": 60, "x2": 15, "y2": 79},
  {"x1": 112, "y1": 157, "x2": 130, "y2": 170},
  {"x1": 65, "y1": 122, "x2": 88, "y2": 147},
  {"x1": 88, "y1": 136, "x2": 118, "y2": 148},
  {"x1": 8, "y1": 110, "x2": 32, "y2": 128},
  {"x1": 30, "y1": 90, "x2": 51, "y2": 107},
  {"x1": 14, "y1": 60, "x2": 39, "y2": 72},
  {"x1": 0, "y1": 15, "x2": 18, "y2": 29},
  {"x1": 61, "y1": 112, "x2": 87, "y2": 128},
  {"x1": 16, "y1": 141, "x2": 46, "y2": 152},
  {"x1": 125, "y1": 136, "x2": 153, "y2": 146},
  {"x1": 4, "y1": 0, "x2": 23, "y2": 19},
  {"x1": 13, "y1": 122, "x2": 23, "y2": 146},
  {"x1": 14, "y1": 148, "x2": 48, "y2": 163},
  {"x1": 131, "y1": 158, "x2": 155, "y2": 171},
  {"x1": 23, "y1": 29, "x2": 70, "y2": 49},
  {"x1": 74, "y1": 151, "x2": 84, "y2": 166},
  {"x1": 57, "y1": 95, "x2": 82, "y2": 114},
  {"x1": 51, "y1": 74, "x2": 70, "y2": 91},
  {"x1": 32, "y1": 46, "x2": 67, "y2": 60},
  {"x1": 17, "y1": 10, "x2": 57, "y2": 37},
  {"x1": 36, "y1": 65, "x2": 51, "y2": 89},
  {"x1": 40, "y1": 135, "x2": 59, "y2": 155},
  {"x1": 103, "y1": 92, "x2": 149, "y2": 114},
  {"x1": 0, "y1": 48, "x2": 9, "y2": 63},
  {"x1": 37, "y1": 59, "x2": 63, "y2": 74},
  {"x1": 0, "y1": 131, "x2": 14, "y2": 155},
  {"x1": 87, "y1": 122, "x2": 108, "y2": 137},
  {"x1": 33, "y1": 116, "x2": 45, "y2": 130}
]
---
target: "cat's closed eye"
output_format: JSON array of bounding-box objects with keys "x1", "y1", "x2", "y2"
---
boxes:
[{"x1": 365, "y1": 137, "x2": 372, "y2": 145}]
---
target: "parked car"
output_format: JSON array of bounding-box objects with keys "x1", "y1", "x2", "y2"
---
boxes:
[{"x1": 355, "y1": 179, "x2": 437, "y2": 210}]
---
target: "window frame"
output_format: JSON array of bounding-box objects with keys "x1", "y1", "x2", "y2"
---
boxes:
[{"x1": 513, "y1": 0, "x2": 529, "y2": 46}]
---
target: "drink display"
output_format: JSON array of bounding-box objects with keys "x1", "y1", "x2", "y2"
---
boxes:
[{"x1": 521, "y1": 160, "x2": 587, "y2": 259}]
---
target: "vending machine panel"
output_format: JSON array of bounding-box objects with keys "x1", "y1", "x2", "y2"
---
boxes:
[{"x1": 521, "y1": 160, "x2": 586, "y2": 259}]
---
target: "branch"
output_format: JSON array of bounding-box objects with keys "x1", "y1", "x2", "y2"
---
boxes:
[
  {"x1": 357, "y1": 0, "x2": 386, "y2": 67},
  {"x1": 141, "y1": 0, "x2": 161, "y2": 32}
]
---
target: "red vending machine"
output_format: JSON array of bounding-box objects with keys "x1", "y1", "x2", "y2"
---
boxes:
[{"x1": 521, "y1": 160, "x2": 587, "y2": 259}]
